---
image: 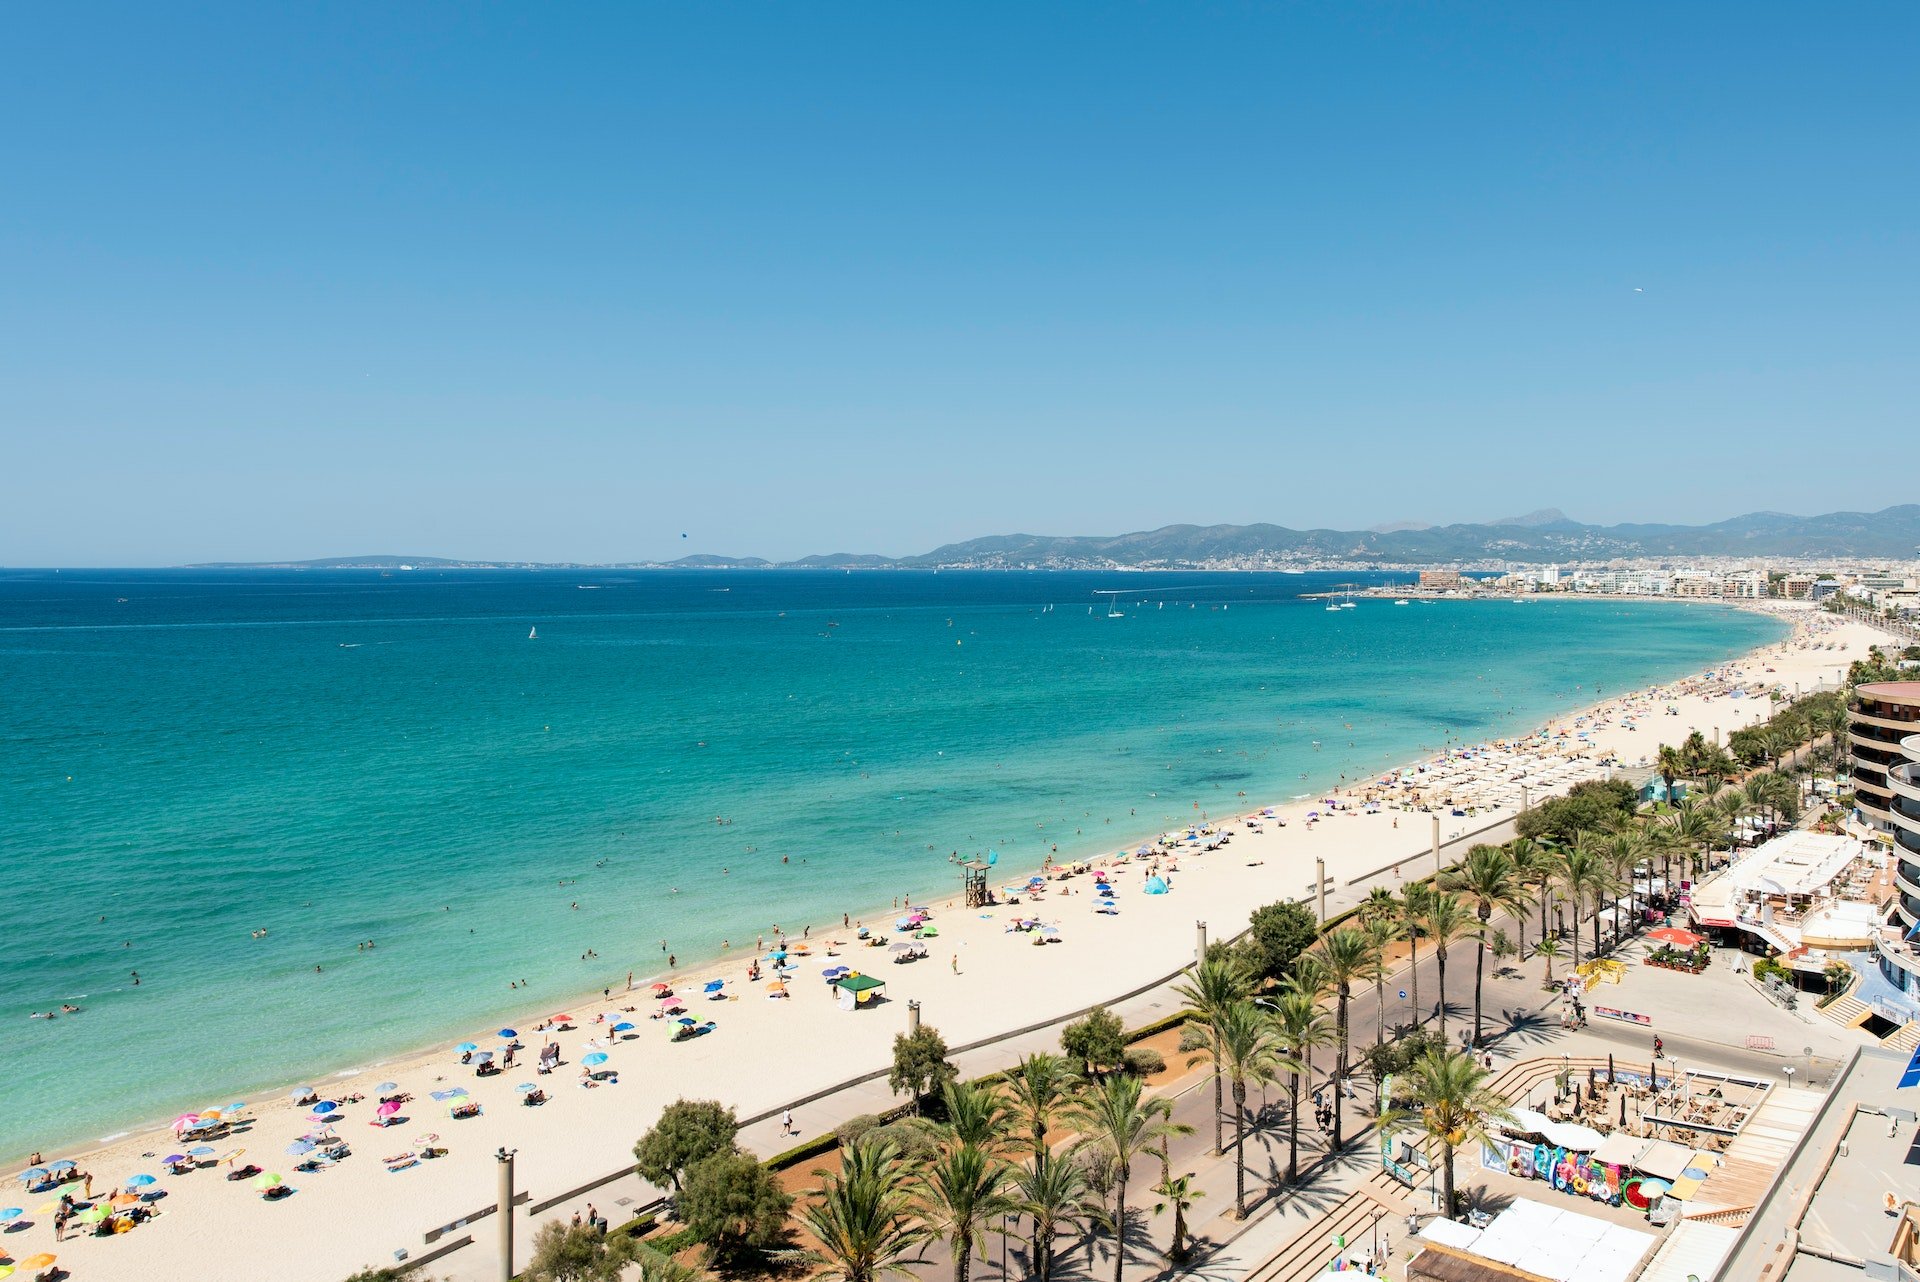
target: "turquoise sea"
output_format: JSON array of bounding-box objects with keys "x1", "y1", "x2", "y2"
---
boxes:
[{"x1": 0, "y1": 570, "x2": 1783, "y2": 1158}]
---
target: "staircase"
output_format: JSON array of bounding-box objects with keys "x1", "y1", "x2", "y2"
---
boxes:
[
  {"x1": 1887, "y1": 1020, "x2": 1920, "y2": 1054},
  {"x1": 1244, "y1": 1179, "x2": 1411, "y2": 1282},
  {"x1": 1684, "y1": 1204, "x2": 1753, "y2": 1227},
  {"x1": 1815, "y1": 974, "x2": 1870, "y2": 1029}
]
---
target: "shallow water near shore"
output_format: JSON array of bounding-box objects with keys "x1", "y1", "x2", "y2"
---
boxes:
[{"x1": 0, "y1": 569, "x2": 1782, "y2": 1157}]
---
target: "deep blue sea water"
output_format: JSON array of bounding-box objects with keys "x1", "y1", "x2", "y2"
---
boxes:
[{"x1": 0, "y1": 569, "x2": 1782, "y2": 1156}]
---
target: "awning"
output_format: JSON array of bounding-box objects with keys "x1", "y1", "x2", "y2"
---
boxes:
[
  {"x1": 1631, "y1": 1139, "x2": 1696, "y2": 1182},
  {"x1": 1499, "y1": 1107, "x2": 1609, "y2": 1153}
]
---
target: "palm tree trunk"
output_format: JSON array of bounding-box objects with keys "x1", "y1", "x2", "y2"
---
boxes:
[
  {"x1": 1375, "y1": 973, "x2": 1386, "y2": 1048},
  {"x1": 1436, "y1": 947, "x2": 1449, "y2": 1042},
  {"x1": 1408, "y1": 933, "x2": 1421, "y2": 1027},
  {"x1": 1441, "y1": 1140, "x2": 1457, "y2": 1220},
  {"x1": 1212, "y1": 1069, "x2": 1224, "y2": 1155},
  {"x1": 1112, "y1": 1176, "x2": 1126, "y2": 1282},
  {"x1": 1233, "y1": 1079, "x2": 1248, "y2": 1217},
  {"x1": 956, "y1": 1230, "x2": 972, "y2": 1282},
  {"x1": 1286, "y1": 1071, "x2": 1300, "y2": 1183},
  {"x1": 1332, "y1": 991, "x2": 1349, "y2": 1150},
  {"x1": 1473, "y1": 930, "x2": 1487, "y2": 1048}
]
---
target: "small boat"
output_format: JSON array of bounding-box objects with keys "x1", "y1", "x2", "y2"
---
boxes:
[
  {"x1": 1393, "y1": 599, "x2": 1410, "y2": 606},
  {"x1": 529, "y1": 627, "x2": 538, "y2": 640}
]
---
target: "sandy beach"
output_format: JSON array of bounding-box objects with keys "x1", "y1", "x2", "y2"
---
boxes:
[{"x1": 7, "y1": 602, "x2": 1881, "y2": 1282}]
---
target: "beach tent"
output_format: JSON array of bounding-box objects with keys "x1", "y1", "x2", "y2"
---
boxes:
[{"x1": 835, "y1": 973, "x2": 887, "y2": 1010}]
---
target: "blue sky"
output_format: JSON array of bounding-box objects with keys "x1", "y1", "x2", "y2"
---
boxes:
[{"x1": 2, "y1": 4, "x2": 1915, "y2": 565}]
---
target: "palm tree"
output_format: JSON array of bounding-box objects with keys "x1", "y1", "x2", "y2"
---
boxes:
[
  {"x1": 1270, "y1": 988, "x2": 1332, "y2": 1184},
  {"x1": 1601, "y1": 830, "x2": 1648, "y2": 926},
  {"x1": 1533, "y1": 936, "x2": 1561, "y2": 986},
  {"x1": 1660, "y1": 802, "x2": 1715, "y2": 893},
  {"x1": 1416, "y1": 891, "x2": 1475, "y2": 1046},
  {"x1": 1441, "y1": 844, "x2": 1526, "y2": 1048},
  {"x1": 1310, "y1": 927, "x2": 1380, "y2": 1152},
  {"x1": 801, "y1": 1138, "x2": 930, "y2": 1282},
  {"x1": 913, "y1": 1144, "x2": 1015, "y2": 1282},
  {"x1": 1005, "y1": 1052, "x2": 1079, "y2": 1172},
  {"x1": 1713, "y1": 790, "x2": 1752, "y2": 868},
  {"x1": 1656, "y1": 743, "x2": 1687, "y2": 805},
  {"x1": 1360, "y1": 914, "x2": 1404, "y2": 1049},
  {"x1": 1210, "y1": 1001, "x2": 1294, "y2": 1218},
  {"x1": 1554, "y1": 841, "x2": 1604, "y2": 973},
  {"x1": 940, "y1": 1080, "x2": 1013, "y2": 1153},
  {"x1": 1397, "y1": 882, "x2": 1432, "y2": 1029},
  {"x1": 1150, "y1": 1171, "x2": 1203, "y2": 1262},
  {"x1": 1173, "y1": 956, "x2": 1253, "y2": 1155},
  {"x1": 1067, "y1": 1074, "x2": 1185, "y2": 1282},
  {"x1": 1508, "y1": 837, "x2": 1552, "y2": 954},
  {"x1": 1011, "y1": 1156, "x2": 1101, "y2": 1282},
  {"x1": 1567, "y1": 833, "x2": 1623, "y2": 961},
  {"x1": 1381, "y1": 1047, "x2": 1516, "y2": 1221}
]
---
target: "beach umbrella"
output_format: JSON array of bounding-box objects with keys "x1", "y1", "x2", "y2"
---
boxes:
[
  {"x1": 376, "y1": 1101, "x2": 401, "y2": 1117},
  {"x1": 0, "y1": 1207, "x2": 21, "y2": 1220},
  {"x1": 17, "y1": 1168, "x2": 46, "y2": 1182},
  {"x1": 549, "y1": 1013, "x2": 575, "y2": 1023},
  {"x1": 285, "y1": 1141, "x2": 315, "y2": 1157},
  {"x1": 581, "y1": 1052, "x2": 609, "y2": 1067},
  {"x1": 516, "y1": 1083, "x2": 538, "y2": 1094},
  {"x1": 252, "y1": 1173, "x2": 283, "y2": 1191},
  {"x1": 767, "y1": 981, "x2": 787, "y2": 994},
  {"x1": 894, "y1": 917, "x2": 913, "y2": 930},
  {"x1": 662, "y1": 1000, "x2": 686, "y2": 1013},
  {"x1": 471, "y1": 1051, "x2": 494, "y2": 1063},
  {"x1": 676, "y1": 1017, "x2": 697, "y2": 1026},
  {"x1": 74, "y1": 1204, "x2": 110, "y2": 1225},
  {"x1": 196, "y1": 1108, "x2": 224, "y2": 1123},
  {"x1": 168, "y1": 1114, "x2": 200, "y2": 1134},
  {"x1": 18, "y1": 1257, "x2": 55, "y2": 1272},
  {"x1": 288, "y1": 1087, "x2": 313, "y2": 1101},
  {"x1": 51, "y1": 1183, "x2": 84, "y2": 1199},
  {"x1": 649, "y1": 982, "x2": 671, "y2": 992},
  {"x1": 376, "y1": 1082, "x2": 398, "y2": 1093},
  {"x1": 187, "y1": 1146, "x2": 215, "y2": 1157},
  {"x1": 888, "y1": 942, "x2": 912, "y2": 953},
  {"x1": 497, "y1": 1028, "x2": 517, "y2": 1039},
  {"x1": 917, "y1": 927, "x2": 939, "y2": 938},
  {"x1": 0, "y1": 1266, "x2": 14, "y2": 1279},
  {"x1": 125, "y1": 1174, "x2": 156, "y2": 1189},
  {"x1": 161, "y1": 1154, "x2": 187, "y2": 1168},
  {"x1": 46, "y1": 1161, "x2": 75, "y2": 1173},
  {"x1": 309, "y1": 1101, "x2": 340, "y2": 1116},
  {"x1": 455, "y1": 1042, "x2": 478, "y2": 1054},
  {"x1": 703, "y1": 979, "x2": 724, "y2": 993},
  {"x1": 612, "y1": 1021, "x2": 635, "y2": 1033}
]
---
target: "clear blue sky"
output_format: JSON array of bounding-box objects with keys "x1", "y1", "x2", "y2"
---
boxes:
[{"x1": 3, "y1": 4, "x2": 1915, "y2": 565}]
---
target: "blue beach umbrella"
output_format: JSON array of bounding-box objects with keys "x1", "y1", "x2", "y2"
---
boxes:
[
  {"x1": 0, "y1": 1207, "x2": 21, "y2": 1221},
  {"x1": 702, "y1": 980, "x2": 724, "y2": 993},
  {"x1": 187, "y1": 1146, "x2": 215, "y2": 1157},
  {"x1": 126, "y1": 1174, "x2": 156, "y2": 1189},
  {"x1": 455, "y1": 1042, "x2": 479, "y2": 1054},
  {"x1": 497, "y1": 1028, "x2": 517, "y2": 1039},
  {"x1": 516, "y1": 1083, "x2": 538, "y2": 1094},
  {"x1": 676, "y1": 1017, "x2": 697, "y2": 1026},
  {"x1": 17, "y1": 1169, "x2": 46, "y2": 1183},
  {"x1": 46, "y1": 1161, "x2": 75, "y2": 1173},
  {"x1": 285, "y1": 1141, "x2": 315, "y2": 1157},
  {"x1": 612, "y1": 1022, "x2": 635, "y2": 1032},
  {"x1": 376, "y1": 1082, "x2": 398, "y2": 1093},
  {"x1": 581, "y1": 1052, "x2": 609, "y2": 1067},
  {"x1": 310, "y1": 1100, "x2": 340, "y2": 1116}
]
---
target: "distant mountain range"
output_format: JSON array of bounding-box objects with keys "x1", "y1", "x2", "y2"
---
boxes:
[{"x1": 190, "y1": 505, "x2": 1920, "y2": 571}]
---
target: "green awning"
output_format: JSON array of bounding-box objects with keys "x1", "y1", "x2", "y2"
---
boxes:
[{"x1": 835, "y1": 974, "x2": 887, "y2": 993}]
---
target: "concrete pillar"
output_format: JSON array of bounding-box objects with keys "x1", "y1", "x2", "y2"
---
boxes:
[
  {"x1": 1521, "y1": 786, "x2": 1530, "y2": 815},
  {"x1": 1316, "y1": 858, "x2": 1327, "y2": 923},
  {"x1": 1195, "y1": 920, "x2": 1208, "y2": 966},
  {"x1": 1431, "y1": 813, "x2": 1442, "y2": 878},
  {"x1": 907, "y1": 999, "x2": 921, "y2": 1035},
  {"x1": 495, "y1": 1148, "x2": 515, "y2": 1282}
]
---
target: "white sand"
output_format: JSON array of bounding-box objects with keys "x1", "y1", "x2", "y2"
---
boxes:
[{"x1": 13, "y1": 603, "x2": 1880, "y2": 1282}]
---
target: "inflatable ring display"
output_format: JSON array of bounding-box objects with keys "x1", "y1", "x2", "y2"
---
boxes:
[
  {"x1": 1572, "y1": 1175, "x2": 1588, "y2": 1195},
  {"x1": 1508, "y1": 1155, "x2": 1522, "y2": 1176}
]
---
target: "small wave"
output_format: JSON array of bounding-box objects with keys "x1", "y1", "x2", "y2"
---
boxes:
[{"x1": 98, "y1": 1130, "x2": 130, "y2": 1143}]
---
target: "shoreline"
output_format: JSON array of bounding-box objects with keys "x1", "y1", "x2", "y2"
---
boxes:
[
  {"x1": 11, "y1": 607, "x2": 1886, "y2": 1282},
  {"x1": 7, "y1": 599, "x2": 1823, "y2": 1172}
]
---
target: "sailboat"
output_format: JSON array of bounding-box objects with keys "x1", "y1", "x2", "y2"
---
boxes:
[{"x1": 529, "y1": 626, "x2": 538, "y2": 640}]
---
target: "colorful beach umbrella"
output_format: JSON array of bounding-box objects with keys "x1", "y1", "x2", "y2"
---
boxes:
[
  {"x1": 126, "y1": 1174, "x2": 156, "y2": 1188},
  {"x1": 516, "y1": 1083, "x2": 538, "y2": 1094},
  {"x1": 497, "y1": 1028, "x2": 517, "y2": 1039},
  {"x1": 309, "y1": 1101, "x2": 340, "y2": 1116},
  {"x1": 74, "y1": 1204, "x2": 110, "y2": 1224},
  {"x1": 0, "y1": 1207, "x2": 21, "y2": 1220},
  {"x1": 252, "y1": 1172, "x2": 283, "y2": 1191},
  {"x1": 17, "y1": 1168, "x2": 46, "y2": 1182},
  {"x1": 549, "y1": 1013, "x2": 575, "y2": 1022},
  {"x1": 285, "y1": 1141, "x2": 315, "y2": 1156},
  {"x1": 46, "y1": 1161, "x2": 74, "y2": 1173},
  {"x1": 376, "y1": 1081, "x2": 398, "y2": 1093},
  {"x1": 455, "y1": 1042, "x2": 478, "y2": 1053},
  {"x1": 581, "y1": 1052, "x2": 609, "y2": 1067},
  {"x1": 650, "y1": 982, "x2": 671, "y2": 992},
  {"x1": 376, "y1": 1101, "x2": 401, "y2": 1117},
  {"x1": 612, "y1": 1021, "x2": 635, "y2": 1032},
  {"x1": 19, "y1": 1255, "x2": 55, "y2": 1271},
  {"x1": 168, "y1": 1115, "x2": 200, "y2": 1134},
  {"x1": 702, "y1": 979, "x2": 724, "y2": 992},
  {"x1": 187, "y1": 1146, "x2": 215, "y2": 1157},
  {"x1": 676, "y1": 1017, "x2": 697, "y2": 1026}
]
